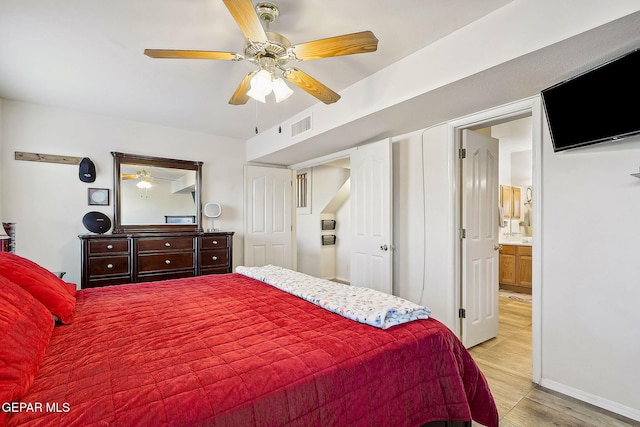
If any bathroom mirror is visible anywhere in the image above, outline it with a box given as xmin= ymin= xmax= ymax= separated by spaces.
xmin=112 ymin=152 xmax=203 ymax=233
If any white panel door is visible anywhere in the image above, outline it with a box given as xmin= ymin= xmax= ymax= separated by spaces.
xmin=244 ymin=165 xmax=293 ymax=268
xmin=350 ymin=139 xmax=392 ymax=294
xmin=461 ymin=129 xmax=500 ymax=348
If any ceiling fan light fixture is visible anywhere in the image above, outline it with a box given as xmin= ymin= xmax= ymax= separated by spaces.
xmin=136 ymin=178 xmax=153 ymax=189
xmin=247 ymin=69 xmax=273 ymax=103
xmin=246 ymin=87 xmax=267 ymax=103
xmin=272 ymin=77 xmax=293 ymax=102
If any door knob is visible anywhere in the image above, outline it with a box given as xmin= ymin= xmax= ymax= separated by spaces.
xmin=380 ymin=244 xmax=388 ymax=251
xmin=493 ymin=244 xmax=503 ymax=251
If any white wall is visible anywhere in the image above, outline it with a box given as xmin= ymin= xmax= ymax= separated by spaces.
xmin=296 ymin=165 xmax=349 ymax=278
xmin=511 ymin=150 xmax=533 ymax=188
xmin=540 ymin=128 xmax=640 ymax=418
xmin=0 ymin=100 xmax=246 ymax=286
xmin=494 ymin=117 xmax=533 ymax=187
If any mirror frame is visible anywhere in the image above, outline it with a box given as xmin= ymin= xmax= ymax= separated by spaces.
xmin=112 ymin=152 xmax=203 ymax=234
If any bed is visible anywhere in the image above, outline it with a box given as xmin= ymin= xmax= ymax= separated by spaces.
xmin=0 ymin=252 xmax=498 ymax=427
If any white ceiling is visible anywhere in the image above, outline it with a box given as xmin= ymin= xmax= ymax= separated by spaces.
xmin=0 ymin=0 xmax=515 ymax=141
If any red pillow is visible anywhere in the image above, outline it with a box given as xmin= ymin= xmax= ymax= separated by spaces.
xmin=0 ymin=252 xmax=76 ymax=324
xmin=0 ymin=275 xmax=54 ymax=424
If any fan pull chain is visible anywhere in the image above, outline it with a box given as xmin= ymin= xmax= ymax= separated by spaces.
xmin=276 ymin=102 xmax=282 ymax=134
xmin=254 ymin=100 xmax=259 ymax=134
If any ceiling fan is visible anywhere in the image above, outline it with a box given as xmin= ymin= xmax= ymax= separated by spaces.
xmin=144 ymin=0 xmax=379 ymax=105
xmin=122 ymin=170 xmax=158 ymax=189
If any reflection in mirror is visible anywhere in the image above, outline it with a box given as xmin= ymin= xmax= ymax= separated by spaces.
xmin=112 ymin=152 xmax=203 ymax=233
xmin=120 ymin=164 xmax=197 ymax=225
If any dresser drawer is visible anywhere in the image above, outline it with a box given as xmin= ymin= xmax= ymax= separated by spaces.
xmin=200 ymin=249 xmax=229 ymax=268
xmin=200 ymin=235 xmax=229 ymax=250
xmin=138 ymin=252 xmax=195 ymax=273
xmin=137 ymin=237 xmax=194 ymax=253
xmin=88 ymin=239 xmax=129 ymax=255
xmin=89 ymin=255 xmax=130 ymax=276
xmin=86 ymin=276 xmax=132 ymax=288
xmin=136 ymin=270 xmax=195 ymax=283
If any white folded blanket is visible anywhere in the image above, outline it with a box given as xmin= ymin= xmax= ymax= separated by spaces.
xmin=236 ymin=265 xmax=431 ymax=329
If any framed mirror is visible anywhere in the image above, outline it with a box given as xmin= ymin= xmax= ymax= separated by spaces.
xmin=112 ymin=152 xmax=203 ymax=233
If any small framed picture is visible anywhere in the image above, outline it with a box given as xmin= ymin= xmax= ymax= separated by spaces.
xmin=88 ymin=188 xmax=109 ymax=206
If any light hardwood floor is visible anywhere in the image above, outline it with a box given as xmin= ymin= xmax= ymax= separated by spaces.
xmin=468 ymin=297 xmax=639 ymax=427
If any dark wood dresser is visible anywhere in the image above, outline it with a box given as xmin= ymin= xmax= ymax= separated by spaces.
xmin=79 ymin=231 xmax=234 ymax=289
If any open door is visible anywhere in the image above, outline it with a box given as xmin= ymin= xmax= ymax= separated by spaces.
xmin=244 ymin=165 xmax=293 ymax=268
xmin=350 ymin=139 xmax=392 ymax=294
xmin=461 ymin=129 xmax=499 ymax=348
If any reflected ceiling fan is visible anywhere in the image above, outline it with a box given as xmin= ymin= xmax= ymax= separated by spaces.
xmin=122 ymin=170 xmax=158 ymax=189
xmin=144 ymin=0 xmax=379 ymax=105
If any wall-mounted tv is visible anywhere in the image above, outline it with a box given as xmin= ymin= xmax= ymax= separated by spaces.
xmin=541 ymin=47 xmax=640 ymax=152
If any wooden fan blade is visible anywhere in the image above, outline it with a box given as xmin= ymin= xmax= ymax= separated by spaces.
xmin=222 ymin=0 xmax=268 ymax=44
xmin=291 ymin=31 xmax=378 ymax=61
xmin=144 ymin=49 xmax=238 ymax=60
xmin=121 ymin=174 xmax=137 ymax=180
xmin=283 ymin=68 xmax=340 ymax=104
xmin=229 ymin=72 xmax=256 ymax=105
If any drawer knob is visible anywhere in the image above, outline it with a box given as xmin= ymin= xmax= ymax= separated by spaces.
xmin=165 ymin=259 xmax=171 ymax=265
xmin=107 ymin=244 xmax=113 ymax=250
xmin=107 ymin=264 xmax=113 ymax=269
xmin=212 ymin=256 xmax=218 ymax=261
xmin=212 ymin=240 xmax=218 ymax=245
xmin=165 ymin=242 xmax=171 ymax=247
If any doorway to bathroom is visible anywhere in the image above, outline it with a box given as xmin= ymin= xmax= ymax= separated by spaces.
xmin=482 ymin=117 xmax=534 ymax=298
xmin=452 ymin=96 xmax=542 ymax=383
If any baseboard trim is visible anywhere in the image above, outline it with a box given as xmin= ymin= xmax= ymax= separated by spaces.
xmin=540 ymin=378 xmax=640 ymax=422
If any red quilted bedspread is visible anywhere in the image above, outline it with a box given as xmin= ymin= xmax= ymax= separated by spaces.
xmin=7 ymin=273 xmax=498 ymax=427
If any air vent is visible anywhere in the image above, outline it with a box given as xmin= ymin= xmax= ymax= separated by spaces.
xmin=291 ymin=115 xmax=312 ymax=137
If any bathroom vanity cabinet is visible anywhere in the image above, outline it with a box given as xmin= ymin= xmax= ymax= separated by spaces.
xmin=499 ymin=244 xmax=532 ymax=294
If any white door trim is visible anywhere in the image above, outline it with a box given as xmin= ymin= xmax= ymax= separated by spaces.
xmin=448 ymin=95 xmax=543 ymax=384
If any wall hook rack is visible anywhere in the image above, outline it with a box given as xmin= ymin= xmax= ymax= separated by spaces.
xmin=15 ymin=151 xmax=83 ymax=165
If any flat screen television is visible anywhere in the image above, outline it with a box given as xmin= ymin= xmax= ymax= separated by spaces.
xmin=541 ymin=47 xmax=640 ymax=152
